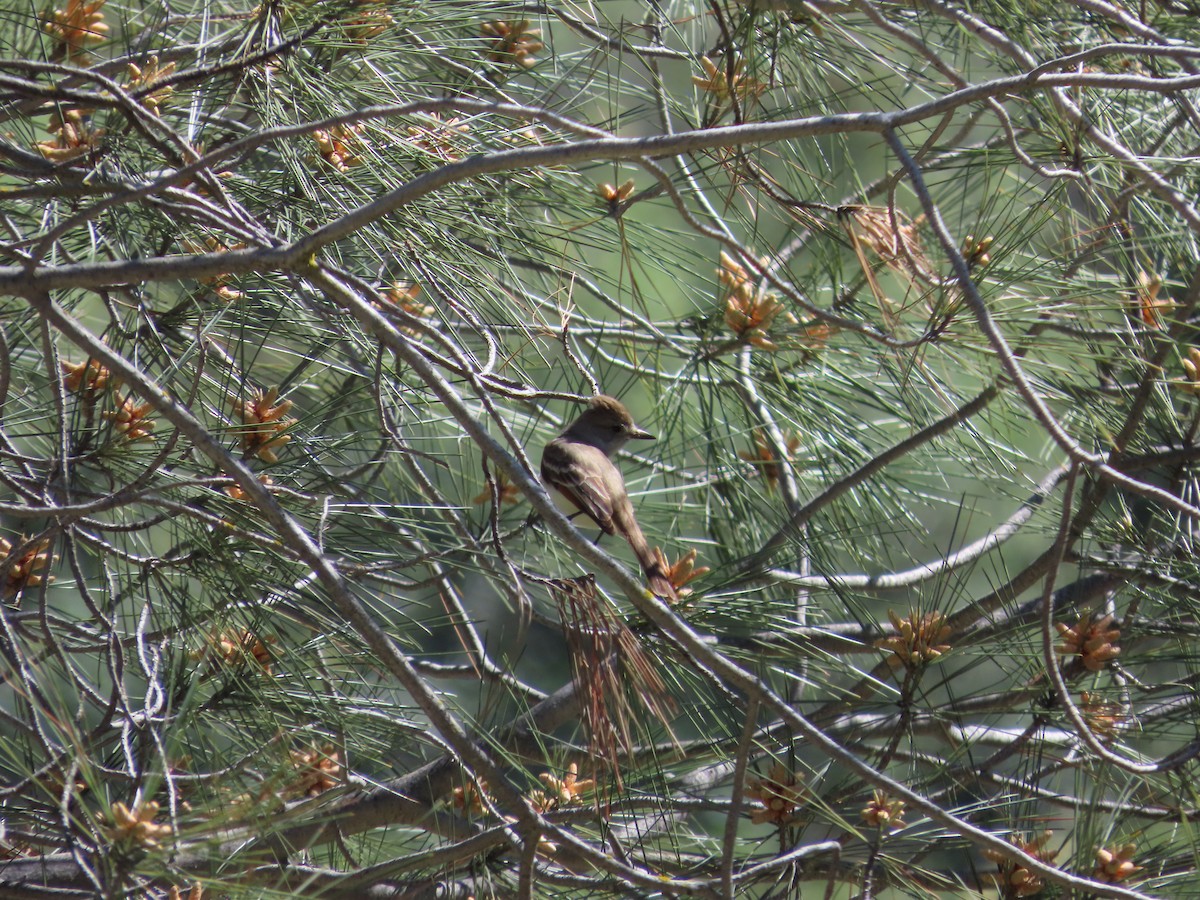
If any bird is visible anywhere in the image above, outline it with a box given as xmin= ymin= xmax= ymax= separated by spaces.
xmin=541 ymin=395 xmax=677 ymax=601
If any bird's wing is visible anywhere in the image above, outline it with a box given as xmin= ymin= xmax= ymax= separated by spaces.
xmin=541 ymin=440 xmax=616 ymax=534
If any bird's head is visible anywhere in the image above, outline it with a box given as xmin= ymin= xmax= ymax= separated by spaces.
xmin=565 ymin=394 xmax=655 ymax=453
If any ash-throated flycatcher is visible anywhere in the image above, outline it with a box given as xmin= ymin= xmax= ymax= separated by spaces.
xmin=541 ymin=395 xmax=677 ymax=600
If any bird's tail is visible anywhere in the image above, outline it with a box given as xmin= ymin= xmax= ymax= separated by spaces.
xmin=614 ymin=503 xmax=678 ymax=601
xmin=635 ymin=543 xmax=678 ymax=602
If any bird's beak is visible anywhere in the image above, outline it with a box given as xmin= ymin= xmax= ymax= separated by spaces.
xmin=629 ymin=426 xmax=655 ymax=441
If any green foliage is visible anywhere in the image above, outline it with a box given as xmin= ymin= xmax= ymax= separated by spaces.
xmin=1 ymin=0 xmax=1200 ymax=896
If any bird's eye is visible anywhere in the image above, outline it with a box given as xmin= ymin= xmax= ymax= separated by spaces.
xmin=611 ymin=424 xmax=623 ymax=433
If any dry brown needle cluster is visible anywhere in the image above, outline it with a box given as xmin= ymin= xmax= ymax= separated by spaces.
xmin=553 ymin=575 xmax=674 ymax=789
